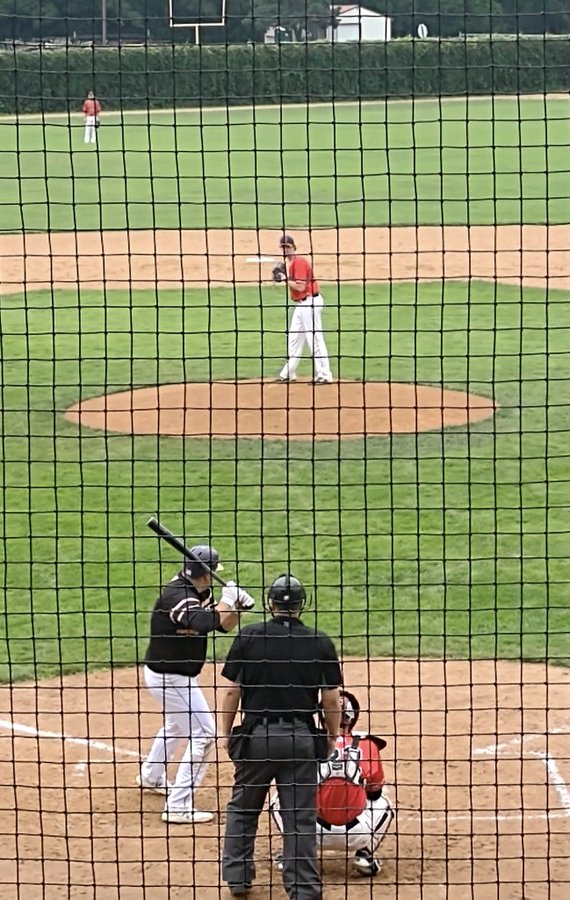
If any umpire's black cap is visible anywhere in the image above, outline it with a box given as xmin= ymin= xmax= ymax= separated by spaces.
xmin=267 ymin=573 xmax=306 ymax=608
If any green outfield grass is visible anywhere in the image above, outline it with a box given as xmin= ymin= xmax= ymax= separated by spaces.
xmin=0 ymin=95 xmax=568 ymax=232
xmin=1 ymin=279 xmax=569 ymax=681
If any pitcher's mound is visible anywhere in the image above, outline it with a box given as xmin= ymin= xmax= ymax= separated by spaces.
xmin=65 ymin=379 xmax=496 ymax=440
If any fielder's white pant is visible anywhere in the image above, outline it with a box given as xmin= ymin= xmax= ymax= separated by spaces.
xmin=279 ymin=294 xmax=333 ymax=381
xmin=271 ymin=790 xmax=394 ymax=856
xmin=84 ymin=116 xmax=97 ymax=144
xmin=141 ymin=666 xmax=215 ymax=812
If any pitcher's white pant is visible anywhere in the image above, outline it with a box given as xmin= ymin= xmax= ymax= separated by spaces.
xmin=141 ymin=666 xmax=215 ymax=812
xmin=84 ymin=115 xmax=97 ymax=144
xmin=271 ymin=790 xmax=394 ymax=856
xmin=279 ymin=294 xmax=333 ymax=381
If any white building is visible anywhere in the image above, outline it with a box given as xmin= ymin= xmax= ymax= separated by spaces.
xmin=327 ymin=5 xmax=392 ymax=42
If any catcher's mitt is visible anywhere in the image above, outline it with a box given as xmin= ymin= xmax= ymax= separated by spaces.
xmin=272 ymin=262 xmax=287 ymax=284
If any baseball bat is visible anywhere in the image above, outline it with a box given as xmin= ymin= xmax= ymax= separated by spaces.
xmin=146 ymin=516 xmax=228 ymax=588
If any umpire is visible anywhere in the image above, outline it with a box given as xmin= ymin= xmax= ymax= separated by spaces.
xmin=220 ymin=574 xmax=342 ymax=899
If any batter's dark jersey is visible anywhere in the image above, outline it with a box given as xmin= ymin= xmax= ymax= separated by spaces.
xmin=144 ymin=573 xmax=229 ymax=678
xmin=222 ymin=617 xmax=342 ymax=721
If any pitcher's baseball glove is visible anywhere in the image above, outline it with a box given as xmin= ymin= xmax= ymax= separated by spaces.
xmin=272 ymin=262 xmax=287 ymax=284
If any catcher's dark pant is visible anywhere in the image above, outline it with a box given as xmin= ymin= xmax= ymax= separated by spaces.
xmin=222 ymin=719 xmax=321 ymax=900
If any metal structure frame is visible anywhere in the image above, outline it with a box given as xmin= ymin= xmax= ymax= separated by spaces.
xmin=168 ymin=0 xmax=227 ymax=45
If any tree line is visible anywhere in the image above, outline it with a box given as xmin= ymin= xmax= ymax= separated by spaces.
xmin=0 ymin=0 xmax=568 ymax=44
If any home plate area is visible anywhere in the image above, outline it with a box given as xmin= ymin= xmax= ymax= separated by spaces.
xmin=0 ymin=658 xmax=569 ymax=899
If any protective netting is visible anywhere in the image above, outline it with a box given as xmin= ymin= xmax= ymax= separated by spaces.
xmin=0 ymin=3 xmax=569 ymax=899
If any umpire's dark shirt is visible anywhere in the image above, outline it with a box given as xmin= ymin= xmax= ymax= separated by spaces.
xmin=144 ymin=572 xmax=229 ymax=678
xmin=221 ymin=616 xmax=342 ymax=723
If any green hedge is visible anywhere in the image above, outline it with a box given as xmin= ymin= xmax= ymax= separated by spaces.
xmin=0 ymin=37 xmax=568 ymax=114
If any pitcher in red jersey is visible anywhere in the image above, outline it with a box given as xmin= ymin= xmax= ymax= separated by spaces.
xmin=275 ymin=234 xmax=334 ymax=384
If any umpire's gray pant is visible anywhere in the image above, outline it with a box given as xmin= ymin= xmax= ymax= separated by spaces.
xmin=222 ymin=720 xmax=321 ymax=900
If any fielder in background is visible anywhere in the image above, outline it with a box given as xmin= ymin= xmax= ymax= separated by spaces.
xmin=273 ymin=234 xmax=334 ymax=384
xmin=220 ymin=574 xmax=342 ymax=900
xmin=139 ymin=544 xmax=255 ymax=825
xmin=82 ymin=90 xmax=101 ymax=145
xmin=270 ymin=689 xmax=395 ymax=878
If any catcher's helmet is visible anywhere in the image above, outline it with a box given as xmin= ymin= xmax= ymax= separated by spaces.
xmin=183 ymin=545 xmax=223 ymax=580
xmin=267 ymin=574 xmax=306 ymax=609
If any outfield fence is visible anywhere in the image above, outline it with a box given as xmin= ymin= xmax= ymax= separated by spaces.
xmin=0 ymin=4 xmax=569 ymax=900
xmin=0 ymin=36 xmax=569 ymax=113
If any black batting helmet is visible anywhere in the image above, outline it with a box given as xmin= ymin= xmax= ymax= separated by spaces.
xmin=183 ymin=545 xmax=223 ymax=580
xmin=267 ymin=574 xmax=306 ymax=610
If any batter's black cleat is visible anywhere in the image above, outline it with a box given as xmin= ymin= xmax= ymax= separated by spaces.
xmin=353 ymin=849 xmax=381 ymax=877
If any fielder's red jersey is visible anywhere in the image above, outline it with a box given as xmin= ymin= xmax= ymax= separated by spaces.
xmin=83 ymin=99 xmax=101 ymax=116
xmin=288 ymin=256 xmax=319 ymax=302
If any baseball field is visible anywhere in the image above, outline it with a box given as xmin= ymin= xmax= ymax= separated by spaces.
xmin=0 ymin=93 xmax=569 ymax=899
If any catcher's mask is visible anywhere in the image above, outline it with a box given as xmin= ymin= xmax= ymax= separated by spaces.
xmin=340 ymin=689 xmax=361 ymax=732
xmin=279 ymin=233 xmax=296 ymax=250
xmin=266 ymin=573 xmax=306 ymax=613
xmin=183 ymin=545 xmax=223 ymax=580
xmin=318 ymin=689 xmax=361 ymax=733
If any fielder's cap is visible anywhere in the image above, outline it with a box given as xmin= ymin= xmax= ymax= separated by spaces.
xmin=279 ymin=234 xmax=296 ymax=247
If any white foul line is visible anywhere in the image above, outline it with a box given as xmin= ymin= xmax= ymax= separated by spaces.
xmin=542 ymin=754 xmax=570 ymax=813
xmin=406 ymin=810 xmax=569 ymax=823
xmin=2 ymin=719 xmax=568 ymax=821
xmin=473 ymin=729 xmax=570 ymax=820
xmin=474 ymin=726 xmax=570 ymax=756
xmin=0 ymin=718 xmax=141 ymax=760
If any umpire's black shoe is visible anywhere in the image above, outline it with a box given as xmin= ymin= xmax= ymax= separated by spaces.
xmin=228 ymin=886 xmax=252 ymax=897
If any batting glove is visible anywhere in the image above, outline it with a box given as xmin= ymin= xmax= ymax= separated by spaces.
xmin=220 ymin=581 xmax=240 ymax=609
xmin=236 ymin=590 xmax=256 ymax=612
xmin=220 ymin=581 xmax=255 ymax=612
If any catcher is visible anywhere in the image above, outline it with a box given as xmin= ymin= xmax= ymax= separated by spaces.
xmin=270 ymin=689 xmax=394 ymax=877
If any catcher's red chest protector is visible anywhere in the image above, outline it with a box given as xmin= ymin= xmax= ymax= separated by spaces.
xmin=317 ymin=778 xmax=367 ymax=826
xmin=316 ymin=733 xmax=387 ymax=827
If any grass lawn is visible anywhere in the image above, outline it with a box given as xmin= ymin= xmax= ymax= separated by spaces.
xmin=1 ymin=279 xmax=569 ymax=681
xmin=0 ymin=95 xmax=568 ymax=231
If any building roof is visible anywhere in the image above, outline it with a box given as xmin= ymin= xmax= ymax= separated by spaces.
xmin=335 ymin=5 xmax=385 ymax=16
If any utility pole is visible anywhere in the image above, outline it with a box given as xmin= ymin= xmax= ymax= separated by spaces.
xmin=102 ymin=0 xmax=107 ymax=45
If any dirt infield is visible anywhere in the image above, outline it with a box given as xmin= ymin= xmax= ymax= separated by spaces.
xmin=64 ymin=378 xmax=497 ymax=440
xmin=1 ymin=224 xmax=569 ymax=296
xmin=0 ymin=658 xmax=569 ymax=900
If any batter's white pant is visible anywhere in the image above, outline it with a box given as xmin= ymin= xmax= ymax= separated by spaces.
xmin=271 ymin=790 xmax=394 ymax=856
xmin=279 ymin=294 xmax=333 ymax=382
xmin=141 ymin=666 xmax=216 ymax=812
xmin=84 ymin=116 xmax=97 ymax=144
